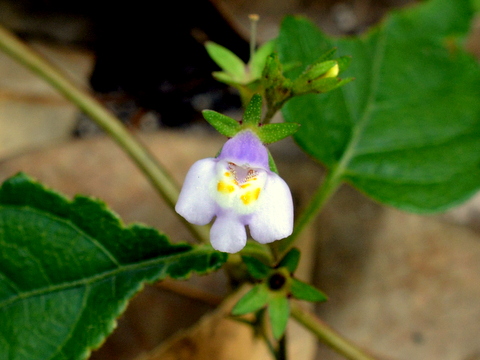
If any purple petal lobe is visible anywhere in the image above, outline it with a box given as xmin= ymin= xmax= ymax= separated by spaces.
xmin=218 ymin=130 xmax=269 ymax=169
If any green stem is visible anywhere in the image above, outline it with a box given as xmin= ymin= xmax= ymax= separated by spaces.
xmin=291 ymin=303 xmax=379 ymax=360
xmin=260 ymin=328 xmax=277 ymax=359
xmin=0 ymin=24 xmax=210 ymax=243
xmin=277 ymin=334 xmax=287 ymax=360
xmin=277 ymin=164 xmax=343 ymax=258
xmin=263 ymin=106 xmax=278 ymax=125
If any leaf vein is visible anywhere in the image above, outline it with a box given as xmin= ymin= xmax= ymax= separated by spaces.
xmin=336 ymin=30 xmax=388 ymax=176
xmin=0 ymin=247 xmax=210 ymax=309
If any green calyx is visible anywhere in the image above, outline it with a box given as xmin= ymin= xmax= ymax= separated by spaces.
xmin=206 ymin=40 xmax=275 ymax=86
xmin=205 ymin=40 xmax=276 ymax=106
xmin=202 ymin=94 xmax=300 ymax=144
xmin=232 ymin=248 xmax=328 ymax=339
xmin=261 ymin=49 xmax=352 ymax=120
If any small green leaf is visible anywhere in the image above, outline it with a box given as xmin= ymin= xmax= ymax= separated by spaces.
xmin=293 ymin=76 xmax=340 ymax=95
xmin=277 ymin=248 xmax=300 ymax=273
xmin=212 ymin=71 xmax=238 ymax=86
xmin=242 ymin=256 xmax=271 ymax=280
xmin=268 ymin=295 xmax=290 ymax=339
xmin=290 ymin=278 xmax=328 ymax=302
xmin=257 ymin=123 xmax=300 ymax=144
xmin=263 ymin=52 xmax=287 ymax=88
xmin=250 ymin=39 xmax=276 ymax=79
xmin=202 ymin=110 xmax=241 ymax=137
xmin=0 ymin=173 xmax=227 ymax=360
xmin=205 ymin=41 xmax=246 ymax=81
xmin=295 ymin=60 xmax=338 ymax=83
xmin=243 ymin=94 xmax=263 ymax=125
xmin=268 ymin=150 xmax=279 ymax=174
xmin=262 ymin=53 xmax=294 ymax=117
xmin=263 ymin=53 xmax=291 ymax=101
xmin=231 ymin=284 xmax=270 ymax=315
xmin=282 ymin=61 xmax=302 ymax=74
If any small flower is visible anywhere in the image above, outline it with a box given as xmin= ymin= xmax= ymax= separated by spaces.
xmin=175 ymin=130 xmax=293 ymax=253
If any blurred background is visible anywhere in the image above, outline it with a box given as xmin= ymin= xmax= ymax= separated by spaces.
xmin=0 ymin=1 xmax=480 ymax=360
xmin=0 ymin=0 xmax=418 ymax=157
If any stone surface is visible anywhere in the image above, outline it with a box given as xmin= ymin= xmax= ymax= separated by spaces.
xmin=315 ymin=185 xmax=480 ymax=360
xmin=0 ymin=41 xmax=93 ymax=158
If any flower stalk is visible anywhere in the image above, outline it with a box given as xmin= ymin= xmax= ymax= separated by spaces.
xmin=291 ymin=303 xmax=379 ymax=360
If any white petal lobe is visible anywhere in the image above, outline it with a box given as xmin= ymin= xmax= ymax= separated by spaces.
xmin=175 ymin=158 xmax=217 ymax=225
xmin=249 ymin=173 xmax=294 ymax=244
xmin=210 ymin=214 xmax=247 ymax=253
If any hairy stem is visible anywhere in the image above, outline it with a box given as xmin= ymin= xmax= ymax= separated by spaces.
xmin=291 ymin=303 xmax=379 ymax=360
xmin=0 ymin=24 xmax=210 ymax=243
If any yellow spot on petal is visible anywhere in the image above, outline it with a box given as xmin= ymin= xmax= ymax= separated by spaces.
xmin=217 ymin=181 xmax=235 ymax=194
xmin=224 ymin=172 xmax=231 ymax=177
xmin=240 ymin=183 xmax=251 ymax=189
xmin=240 ymin=188 xmax=261 ymax=205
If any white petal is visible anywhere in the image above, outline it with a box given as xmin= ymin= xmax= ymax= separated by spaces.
xmin=210 ymin=213 xmax=247 ymax=253
xmin=175 ymin=158 xmax=217 ymax=225
xmin=249 ymin=173 xmax=293 ymax=244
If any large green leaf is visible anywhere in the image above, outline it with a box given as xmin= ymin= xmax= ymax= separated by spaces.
xmin=0 ymin=173 xmax=227 ymax=360
xmin=278 ymin=0 xmax=480 ymax=212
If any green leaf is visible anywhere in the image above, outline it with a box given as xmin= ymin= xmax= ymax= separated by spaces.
xmin=474 ymin=0 xmax=480 ymax=11
xmin=278 ymin=0 xmax=480 ymax=212
xmin=312 ymin=47 xmax=337 ymax=63
xmin=263 ymin=53 xmax=288 ymax=92
xmin=257 ymin=123 xmax=300 ymax=144
xmin=267 ymin=150 xmax=279 ymax=174
xmin=290 ymin=278 xmax=328 ymax=302
xmin=242 ymin=256 xmax=271 ymax=280
xmin=0 ymin=173 xmax=227 ymax=360
xmin=205 ymin=41 xmax=246 ymax=81
xmin=336 ymin=55 xmax=352 ymax=72
xmin=202 ymin=110 xmax=241 ymax=137
xmin=243 ymin=94 xmax=263 ymax=125
xmin=268 ymin=295 xmax=290 ymax=339
xmin=250 ymin=39 xmax=276 ymax=79
xmin=231 ymin=284 xmax=270 ymax=315
xmin=277 ymin=247 xmax=300 ymax=273
xmin=212 ymin=71 xmax=238 ymax=86
xmin=293 ymin=76 xmax=341 ymax=95
xmin=295 ymin=60 xmax=338 ymax=84
xmin=263 ymin=52 xmax=283 ymax=78
xmin=262 ymin=53 xmax=293 ymax=117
